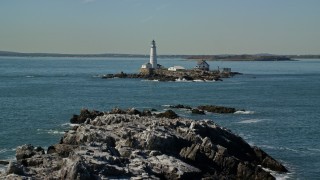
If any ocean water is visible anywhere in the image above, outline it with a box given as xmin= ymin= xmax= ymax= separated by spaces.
xmin=0 ymin=56 xmax=319 ymax=179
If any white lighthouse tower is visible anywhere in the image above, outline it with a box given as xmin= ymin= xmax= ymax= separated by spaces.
xmin=149 ymin=40 xmax=157 ymax=69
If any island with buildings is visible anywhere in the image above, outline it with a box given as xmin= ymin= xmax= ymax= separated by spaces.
xmin=102 ymin=40 xmax=240 ymax=82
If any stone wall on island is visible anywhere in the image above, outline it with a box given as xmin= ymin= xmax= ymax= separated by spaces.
xmin=1 ymin=108 xmax=287 ymax=180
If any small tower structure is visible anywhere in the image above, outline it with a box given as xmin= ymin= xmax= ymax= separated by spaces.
xmin=150 ymin=40 xmax=157 ymax=69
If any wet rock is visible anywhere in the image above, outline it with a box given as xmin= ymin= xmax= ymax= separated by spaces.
xmin=0 ymin=160 xmax=9 ymax=165
xmin=170 ymin=104 xmax=192 ymax=109
xmin=70 ymin=109 xmax=104 ymax=124
xmin=156 ymin=110 xmax=179 ymax=119
xmin=141 ymin=109 xmax=152 ymax=116
xmin=127 ymin=108 xmax=142 ymax=116
xmin=253 ymin=147 xmax=288 ymax=172
xmin=198 ymin=105 xmax=236 ymax=114
xmin=191 ymin=108 xmax=205 ymax=115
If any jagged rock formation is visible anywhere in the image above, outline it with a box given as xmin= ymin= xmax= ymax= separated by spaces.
xmin=0 ymin=109 xmax=287 ymax=179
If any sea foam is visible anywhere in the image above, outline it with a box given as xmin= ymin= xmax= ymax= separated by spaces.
xmin=234 ymin=110 xmax=255 ymax=115
xmin=237 ymin=119 xmax=265 ymax=124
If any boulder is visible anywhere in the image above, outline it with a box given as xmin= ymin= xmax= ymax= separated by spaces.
xmin=6 ymin=161 xmax=25 ymax=176
xmin=126 ymin=108 xmax=141 ymax=116
xmin=156 ymin=110 xmax=179 ymax=119
xmin=16 ymin=144 xmax=44 ymax=161
xmin=109 ymin=108 xmax=126 ymax=114
xmin=70 ymin=109 xmax=103 ymax=124
xmin=191 ymin=108 xmax=205 ymax=115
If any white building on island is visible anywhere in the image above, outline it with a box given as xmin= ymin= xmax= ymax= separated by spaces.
xmin=168 ymin=66 xmax=186 ymax=71
xmin=195 ymin=60 xmax=210 ymax=71
xmin=141 ymin=40 xmax=160 ymax=74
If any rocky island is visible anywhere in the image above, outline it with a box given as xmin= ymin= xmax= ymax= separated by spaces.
xmin=1 ymin=108 xmax=288 ymax=179
xmin=102 ymin=69 xmax=241 ymax=82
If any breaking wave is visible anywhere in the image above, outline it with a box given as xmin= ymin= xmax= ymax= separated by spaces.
xmin=237 ymin=119 xmax=265 ymax=124
xmin=37 ymin=129 xmax=65 ymax=135
xmin=234 ymin=110 xmax=255 ymax=115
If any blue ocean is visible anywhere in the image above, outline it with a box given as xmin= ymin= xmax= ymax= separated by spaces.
xmin=0 ymin=57 xmax=319 ymax=179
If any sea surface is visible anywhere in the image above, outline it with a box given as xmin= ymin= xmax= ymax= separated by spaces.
xmin=0 ymin=57 xmax=319 ymax=179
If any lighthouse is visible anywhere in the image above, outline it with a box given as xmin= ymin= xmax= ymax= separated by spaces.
xmin=150 ymin=40 xmax=157 ymax=69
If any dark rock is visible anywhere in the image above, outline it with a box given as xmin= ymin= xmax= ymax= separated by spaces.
xmin=0 ymin=160 xmax=9 ymax=165
xmin=114 ymin=71 xmax=128 ymax=78
xmin=70 ymin=109 xmax=103 ymax=124
xmin=254 ymin=147 xmax=288 ymax=172
xmin=16 ymin=144 xmax=44 ymax=161
xmin=126 ymin=108 xmax=141 ymax=116
xmin=109 ymin=108 xmax=126 ymax=114
xmin=6 ymin=161 xmax=25 ymax=176
xmin=47 ymin=145 xmax=56 ymax=154
xmin=198 ymin=105 xmax=236 ymax=114
xmin=170 ymin=104 xmax=192 ymax=109
xmin=47 ymin=144 xmax=77 ymax=158
xmin=156 ymin=110 xmax=179 ymax=119
xmin=191 ymin=109 xmax=205 ymax=115
xmin=141 ymin=109 xmax=152 ymax=116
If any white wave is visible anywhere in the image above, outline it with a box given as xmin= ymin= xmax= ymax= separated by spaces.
xmin=37 ymin=129 xmax=65 ymax=135
xmin=234 ymin=110 xmax=255 ymax=115
xmin=259 ymin=145 xmax=299 ymax=153
xmin=261 ymin=167 xmax=293 ymax=180
xmin=61 ymin=123 xmax=78 ymax=127
xmin=0 ymin=149 xmax=8 ymax=153
xmin=193 ymin=79 xmax=205 ymax=82
xmin=161 ymin=105 xmax=171 ymax=107
xmin=25 ymin=75 xmax=35 ymax=78
xmin=175 ymin=78 xmax=188 ymax=81
xmin=237 ymin=119 xmax=264 ymax=124
xmin=306 ymin=148 xmax=320 ymax=152
xmin=0 ymin=148 xmax=16 ymax=154
xmin=47 ymin=130 xmax=65 ymax=135
xmin=141 ymin=79 xmax=160 ymax=82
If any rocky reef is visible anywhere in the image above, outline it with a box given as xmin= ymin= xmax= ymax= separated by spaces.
xmin=102 ymin=69 xmax=241 ymax=82
xmin=1 ymin=108 xmax=288 ymax=179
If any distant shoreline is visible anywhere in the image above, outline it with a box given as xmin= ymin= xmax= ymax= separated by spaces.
xmin=0 ymin=51 xmax=319 ymax=60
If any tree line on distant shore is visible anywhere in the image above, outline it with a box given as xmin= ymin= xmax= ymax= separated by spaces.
xmin=0 ymin=50 xmax=319 ymax=60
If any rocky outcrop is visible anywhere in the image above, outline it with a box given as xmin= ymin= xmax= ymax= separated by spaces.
xmin=102 ymin=69 xmax=229 ymax=82
xmin=70 ymin=109 xmax=104 ymax=124
xmin=156 ymin=110 xmax=179 ymax=119
xmin=191 ymin=108 xmax=205 ymax=115
xmin=168 ymin=104 xmax=239 ymax=115
xmin=169 ymin=104 xmax=192 ymax=110
xmin=1 ymin=109 xmax=287 ymax=179
xmin=198 ymin=105 xmax=236 ymax=114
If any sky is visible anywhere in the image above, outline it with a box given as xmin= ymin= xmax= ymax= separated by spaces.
xmin=0 ymin=0 xmax=320 ymax=55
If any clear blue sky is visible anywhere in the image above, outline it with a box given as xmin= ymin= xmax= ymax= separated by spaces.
xmin=1 ymin=0 xmax=319 ymax=55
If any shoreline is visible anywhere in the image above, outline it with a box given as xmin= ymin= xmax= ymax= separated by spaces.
xmin=0 ymin=107 xmax=288 ymax=179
